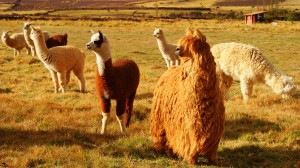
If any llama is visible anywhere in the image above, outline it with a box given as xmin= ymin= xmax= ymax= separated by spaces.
xmin=23 ymin=22 xmax=49 ymax=57
xmin=30 ymin=27 xmax=85 ymax=93
xmin=211 ymin=42 xmax=297 ymax=102
xmin=86 ymin=31 xmax=140 ymax=134
xmin=150 ymin=28 xmax=225 ymax=165
xmin=1 ymin=31 xmax=31 ymax=56
xmin=153 ymin=28 xmax=180 ymax=68
xmin=46 ymin=33 xmax=68 ymax=48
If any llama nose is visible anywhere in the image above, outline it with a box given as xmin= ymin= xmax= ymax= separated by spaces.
xmin=86 ymin=44 xmax=91 ymax=49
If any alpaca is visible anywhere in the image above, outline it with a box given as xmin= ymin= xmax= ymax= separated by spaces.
xmin=46 ymin=33 xmax=68 ymax=48
xmin=153 ymin=28 xmax=180 ymax=68
xmin=23 ymin=22 xmax=49 ymax=57
xmin=1 ymin=31 xmax=31 ymax=56
xmin=30 ymin=27 xmax=85 ymax=93
xmin=150 ymin=28 xmax=225 ymax=165
xmin=211 ymin=42 xmax=297 ymax=102
xmin=86 ymin=31 xmax=140 ymax=134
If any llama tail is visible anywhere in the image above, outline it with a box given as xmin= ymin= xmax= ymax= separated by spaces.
xmin=124 ymin=92 xmax=136 ymax=127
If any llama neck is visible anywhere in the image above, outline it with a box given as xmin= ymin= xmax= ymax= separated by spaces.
xmin=33 ymin=34 xmax=50 ymax=61
xmin=95 ymin=43 xmax=112 ymax=76
xmin=264 ymin=70 xmax=282 ymax=89
xmin=156 ymin=36 xmax=168 ymax=54
xmin=24 ymin=29 xmax=34 ymax=45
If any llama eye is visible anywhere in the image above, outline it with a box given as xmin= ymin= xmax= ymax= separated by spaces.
xmin=93 ymin=40 xmax=101 ymax=45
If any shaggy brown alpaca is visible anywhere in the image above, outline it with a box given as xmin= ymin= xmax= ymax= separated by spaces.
xmin=46 ymin=34 xmax=68 ymax=48
xmin=150 ymin=28 xmax=225 ymax=165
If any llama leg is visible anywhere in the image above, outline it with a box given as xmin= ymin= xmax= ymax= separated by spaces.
xmin=124 ymin=92 xmax=136 ymax=127
xmin=175 ymin=59 xmax=180 ymax=66
xmin=13 ymin=49 xmax=17 ymax=56
xmin=73 ymin=69 xmax=86 ymax=93
xmin=50 ymin=70 xmax=59 ymax=93
xmin=165 ymin=58 xmax=170 ymax=68
xmin=240 ymin=78 xmax=251 ymax=102
xmin=219 ymin=72 xmax=233 ymax=100
xmin=57 ymin=71 xmax=67 ymax=93
xmin=204 ymin=145 xmax=218 ymax=165
xmin=31 ymin=47 xmax=35 ymax=57
xmin=116 ymin=99 xmax=126 ymax=133
xmin=66 ymin=70 xmax=72 ymax=85
xmin=26 ymin=47 xmax=31 ymax=55
xmin=100 ymin=98 xmax=111 ymax=134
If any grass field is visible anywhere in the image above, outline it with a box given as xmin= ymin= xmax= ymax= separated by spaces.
xmin=0 ymin=19 xmax=299 ymax=167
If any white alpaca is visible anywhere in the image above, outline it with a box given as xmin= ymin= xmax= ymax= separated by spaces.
xmin=23 ymin=22 xmax=49 ymax=57
xmin=1 ymin=31 xmax=31 ymax=56
xmin=153 ymin=28 xmax=180 ymax=68
xmin=30 ymin=27 xmax=86 ymax=93
xmin=211 ymin=42 xmax=297 ymax=102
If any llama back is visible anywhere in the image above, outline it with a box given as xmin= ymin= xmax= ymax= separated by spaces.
xmin=212 ymin=42 xmax=276 ymax=80
xmin=112 ymin=59 xmax=140 ymax=95
xmin=48 ymin=46 xmax=85 ymax=69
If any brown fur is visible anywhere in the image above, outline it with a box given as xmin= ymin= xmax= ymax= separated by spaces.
xmin=46 ymin=34 xmax=68 ymax=48
xmin=96 ymin=58 xmax=140 ymax=127
xmin=150 ymin=28 xmax=225 ymax=165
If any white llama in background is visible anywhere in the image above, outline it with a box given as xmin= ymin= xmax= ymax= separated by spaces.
xmin=153 ymin=28 xmax=180 ymax=68
xmin=1 ymin=31 xmax=30 ymax=56
xmin=211 ymin=42 xmax=297 ymax=102
xmin=30 ymin=27 xmax=86 ymax=93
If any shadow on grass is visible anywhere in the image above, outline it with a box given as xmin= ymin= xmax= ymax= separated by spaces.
xmin=0 ymin=127 xmax=122 ymax=150
xmin=224 ymin=114 xmax=281 ymax=140
xmin=135 ymin=92 xmax=153 ymax=100
xmin=218 ymin=145 xmax=299 ymax=167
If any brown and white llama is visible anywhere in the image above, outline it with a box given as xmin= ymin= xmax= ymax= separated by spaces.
xmin=151 ymin=28 xmax=225 ymax=165
xmin=86 ymin=31 xmax=140 ymax=134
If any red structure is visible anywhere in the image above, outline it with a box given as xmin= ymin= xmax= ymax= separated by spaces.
xmin=244 ymin=11 xmax=266 ymax=25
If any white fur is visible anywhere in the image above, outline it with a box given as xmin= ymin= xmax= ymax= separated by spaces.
xmin=23 ymin=22 xmax=49 ymax=57
xmin=30 ymin=27 xmax=86 ymax=93
xmin=1 ymin=31 xmax=31 ymax=56
xmin=101 ymin=112 xmax=109 ymax=134
xmin=153 ymin=28 xmax=180 ymax=68
xmin=211 ymin=42 xmax=297 ymax=102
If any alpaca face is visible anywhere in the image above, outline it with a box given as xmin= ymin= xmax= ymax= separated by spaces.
xmin=86 ymin=31 xmax=105 ymax=51
xmin=30 ymin=28 xmax=42 ymax=41
xmin=274 ymin=76 xmax=297 ymax=98
xmin=153 ymin=28 xmax=163 ymax=38
xmin=1 ymin=32 xmax=9 ymax=39
xmin=23 ymin=22 xmax=32 ymax=30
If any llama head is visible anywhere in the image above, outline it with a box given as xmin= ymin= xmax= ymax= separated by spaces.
xmin=273 ymin=75 xmax=297 ymax=98
xmin=86 ymin=31 xmax=111 ymax=61
xmin=176 ymin=28 xmax=211 ymax=60
xmin=86 ymin=31 xmax=107 ymax=50
xmin=1 ymin=31 xmax=9 ymax=39
xmin=23 ymin=22 xmax=32 ymax=30
xmin=153 ymin=28 xmax=164 ymax=39
xmin=29 ymin=26 xmax=43 ymax=41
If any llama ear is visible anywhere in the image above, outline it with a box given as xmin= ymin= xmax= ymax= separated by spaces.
xmin=99 ymin=31 xmax=104 ymax=42
xmin=90 ymin=29 xmax=95 ymax=34
xmin=194 ymin=28 xmax=206 ymax=41
xmin=31 ymin=27 xmax=36 ymax=31
xmin=186 ymin=27 xmax=193 ymax=36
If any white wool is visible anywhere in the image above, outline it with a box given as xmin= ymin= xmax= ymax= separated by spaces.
xmin=153 ymin=28 xmax=180 ymax=68
xmin=30 ymin=27 xmax=86 ymax=93
xmin=1 ymin=31 xmax=30 ymax=56
xmin=211 ymin=42 xmax=297 ymax=102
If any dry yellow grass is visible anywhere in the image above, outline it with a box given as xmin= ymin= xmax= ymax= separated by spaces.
xmin=0 ymin=19 xmax=299 ymax=167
